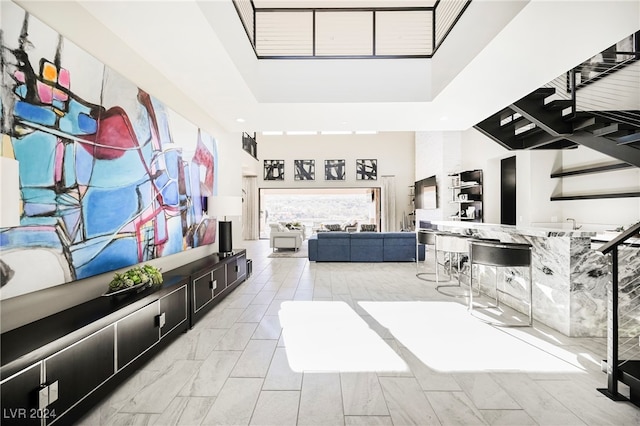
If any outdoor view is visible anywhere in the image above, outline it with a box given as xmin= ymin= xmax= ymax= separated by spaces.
xmin=260 ymin=189 xmax=379 ymax=238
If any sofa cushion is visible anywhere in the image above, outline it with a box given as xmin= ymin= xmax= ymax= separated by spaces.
xmin=324 ymin=223 xmax=342 ymax=231
xmin=317 ymin=232 xmax=350 ymax=261
xmin=383 ymin=232 xmax=424 ymax=262
xmin=350 ymin=234 xmax=383 ymax=262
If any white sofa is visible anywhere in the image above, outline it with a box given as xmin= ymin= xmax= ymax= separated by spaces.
xmin=269 ymin=223 xmax=304 ymax=251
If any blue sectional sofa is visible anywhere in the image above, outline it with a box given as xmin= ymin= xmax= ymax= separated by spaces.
xmin=308 ymin=232 xmax=424 ymax=262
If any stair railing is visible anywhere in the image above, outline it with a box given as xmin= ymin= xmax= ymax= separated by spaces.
xmin=597 ymin=221 xmax=640 ymax=401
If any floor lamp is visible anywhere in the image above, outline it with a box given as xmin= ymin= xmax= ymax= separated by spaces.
xmin=209 ymin=196 xmax=242 ymax=256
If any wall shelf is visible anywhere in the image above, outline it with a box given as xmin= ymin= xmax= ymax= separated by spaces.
xmin=551 ymin=192 xmax=640 ymax=201
xmin=550 ymin=162 xmax=633 ymax=178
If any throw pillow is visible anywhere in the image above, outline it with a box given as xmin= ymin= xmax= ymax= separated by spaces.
xmin=360 ymin=224 xmax=377 ymax=232
xmin=325 ymin=223 xmax=342 ymax=231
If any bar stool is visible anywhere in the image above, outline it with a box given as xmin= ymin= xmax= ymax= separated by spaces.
xmin=416 ymin=229 xmax=438 ymax=281
xmin=468 ymin=240 xmax=533 ymax=327
xmin=434 ymin=233 xmax=473 ymax=296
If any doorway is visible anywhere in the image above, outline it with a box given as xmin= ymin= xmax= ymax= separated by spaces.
xmin=501 ymin=156 xmax=517 ymax=226
xmin=259 ymin=187 xmax=381 ymax=239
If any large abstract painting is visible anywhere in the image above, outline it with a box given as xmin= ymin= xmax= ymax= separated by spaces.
xmin=0 ymin=4 xmax=219 ymax=299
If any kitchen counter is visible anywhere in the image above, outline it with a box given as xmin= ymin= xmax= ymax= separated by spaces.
xmin=428 ymin=221 xmax=621 ymax=337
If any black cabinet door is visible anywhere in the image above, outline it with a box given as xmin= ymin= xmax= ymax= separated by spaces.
xmin=160 ymin=285 xmax=187 ymax=338
xmin=236 ymin=254 xmax=247 ymax=282
xmin=225 ymin=261 xmax=238 ymax=288
xmin=212 ymin=264 xmax=226 ymax=298
xmin=45 ymin=325 xmax=115 ymax=423
xmin=117 ymin=302 xmax=159 ymax=369
xmin=193 ymin=271 xmax=214 ymax=312
xmin=0 ymin=363 xmax=41 ymax=426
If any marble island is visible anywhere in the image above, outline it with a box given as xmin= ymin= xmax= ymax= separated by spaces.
xmin=429 ymin=221 xmax=638 ymax=337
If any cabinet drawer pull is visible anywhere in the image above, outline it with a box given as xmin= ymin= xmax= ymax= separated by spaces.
xmin=156 ymin=312 xmax=166 ymax=328
xmin=210 ymin=279 xmax=217 ymax=290
xmin=39 ymin=386 xmax=49 ymax=410
xmin=235 ymin=265 xmax=239 ymax=272
xmin=38 ymin=380 xmax=59 ymax=409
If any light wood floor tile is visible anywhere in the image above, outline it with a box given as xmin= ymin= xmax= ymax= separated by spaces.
xmin=491 ymin=373 xmax=587 ymax=425
xmin=214 ymin=322 xmax=259 ymax=350
xmin=249 ymin=391 xmax=300 ymax=426
xmin=179 ymin=350 xmax=241 ymax=397
xmin=378 ymin=376 xmax=441 ymax=425
xmin=537 ymin=378 xmax=640 ymax=425
xmin=425 ymin=391 xmax=488 ymax=425
xmin=479 ymin=409 xmax=537 ymax=425
xmin=298 ymin=372 xmax=344 ymax=426
xmin=344 ymin=416 xmax=393 ymax=425
xmin=454 ymin=373 xmax=520 ymax=409
xmin=201 ymin=378 xmax=263 ymax=425
xmin=340 ymin=372 xmax=389 ymax=416
xmin=263 ymin=347 xmax=303 ymax=390
xmin=120 ymin=360 xmax=202 ymax=413
xmin=230 ymin=339 xmax=277 ymax=377
xmin=252 ymin=315 xmax=282 ymax=340
xmin=237 ymin=304 xmax=269 ymax=323
xmin=176 ymin=397 xmax=216 ymax=426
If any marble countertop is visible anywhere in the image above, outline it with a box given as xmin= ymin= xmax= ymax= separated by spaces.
xmin=430 ymin=221 xmax=597 ymax=238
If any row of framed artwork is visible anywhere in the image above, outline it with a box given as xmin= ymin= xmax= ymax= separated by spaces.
xmin=264 ymin=159 xmax=378 ymax=181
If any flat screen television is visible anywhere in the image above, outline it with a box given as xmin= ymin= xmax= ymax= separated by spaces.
xmin=414 ymin=176 xmax=438 ymax=210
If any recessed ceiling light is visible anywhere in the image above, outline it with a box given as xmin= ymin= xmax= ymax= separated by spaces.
xmin=321 ymin=131 xmax=352 ymax=135
xmin=262 ymin=131 xmax=283 ymax=136
xmin=286 ymin=131 xmax=317 ymax=135
xmin=355 ymin=131 xmax=378 ymax=135
xmin=236 ymin=118 xmax=245 ymax=123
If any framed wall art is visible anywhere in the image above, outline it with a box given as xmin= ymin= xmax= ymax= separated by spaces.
xmin=356 ymin=159 xmax=377 ymax=180
xmin=264 ymin=160 xmax=285 ymax=180
xmin=325 ymin=159 xmax=346 ymax=180
xmin=294 ymin=159 xmax=315 ymax=181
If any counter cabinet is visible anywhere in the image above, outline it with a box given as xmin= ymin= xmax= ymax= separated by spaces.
xmin=0 ymin=250 xmax=247 ymax=425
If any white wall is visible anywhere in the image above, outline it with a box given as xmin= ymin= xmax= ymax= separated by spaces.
xmin=414 ymin=131 xmax=461 ymax=225
xmin=257 ymin=132 xmax=415 ymax=231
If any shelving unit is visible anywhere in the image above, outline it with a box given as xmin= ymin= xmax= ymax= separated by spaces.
xmin=447 ymin=169 xmax=483 ymax=222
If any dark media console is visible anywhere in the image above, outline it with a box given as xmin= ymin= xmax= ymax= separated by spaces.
xmin=0 ymin=250 xmax=247 ymax=425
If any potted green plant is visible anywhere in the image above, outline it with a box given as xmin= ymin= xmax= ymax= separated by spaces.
xmin=106 ymin=264 xmax=163 ymax=295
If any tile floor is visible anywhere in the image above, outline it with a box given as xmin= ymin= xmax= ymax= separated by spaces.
xmin=78 ymin=239 xmax=640 ymax=425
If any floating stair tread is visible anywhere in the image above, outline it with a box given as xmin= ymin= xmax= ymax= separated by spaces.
xmin=529 ymin=87 xmax=555 ymax=98
xmin=617 ymin=132 xmax=640 ymax=145
xmin=545 ymin=99 xmax=573 ymax=110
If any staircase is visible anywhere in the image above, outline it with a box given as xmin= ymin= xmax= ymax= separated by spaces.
xmin=474 ymin=87 xmax=640 ymax=167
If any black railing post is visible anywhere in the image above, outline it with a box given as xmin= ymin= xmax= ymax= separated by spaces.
xmin=598 ymin=246 xmax=627 ymax=401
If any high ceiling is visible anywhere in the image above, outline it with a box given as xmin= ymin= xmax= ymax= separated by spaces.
xmin=12 ymin=0 xmax=640 ymax=134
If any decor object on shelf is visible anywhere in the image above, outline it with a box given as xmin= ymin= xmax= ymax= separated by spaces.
xmin=264 ymin=160 xmax=285 ymax=180
xmin=325 ymin=159 xmax=346 ymax=180
xmin=294 ymin=159 xmax=315 ymax=180
xmin=106 ymin=264 xmax=163 ymax=295
xmin=209 ymin=196 xmax=243 ymax=255
xmin=360 ymin=224 xmax=377 ymax=232
xmin=356 ymin=159 xmax=377 ymax=180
